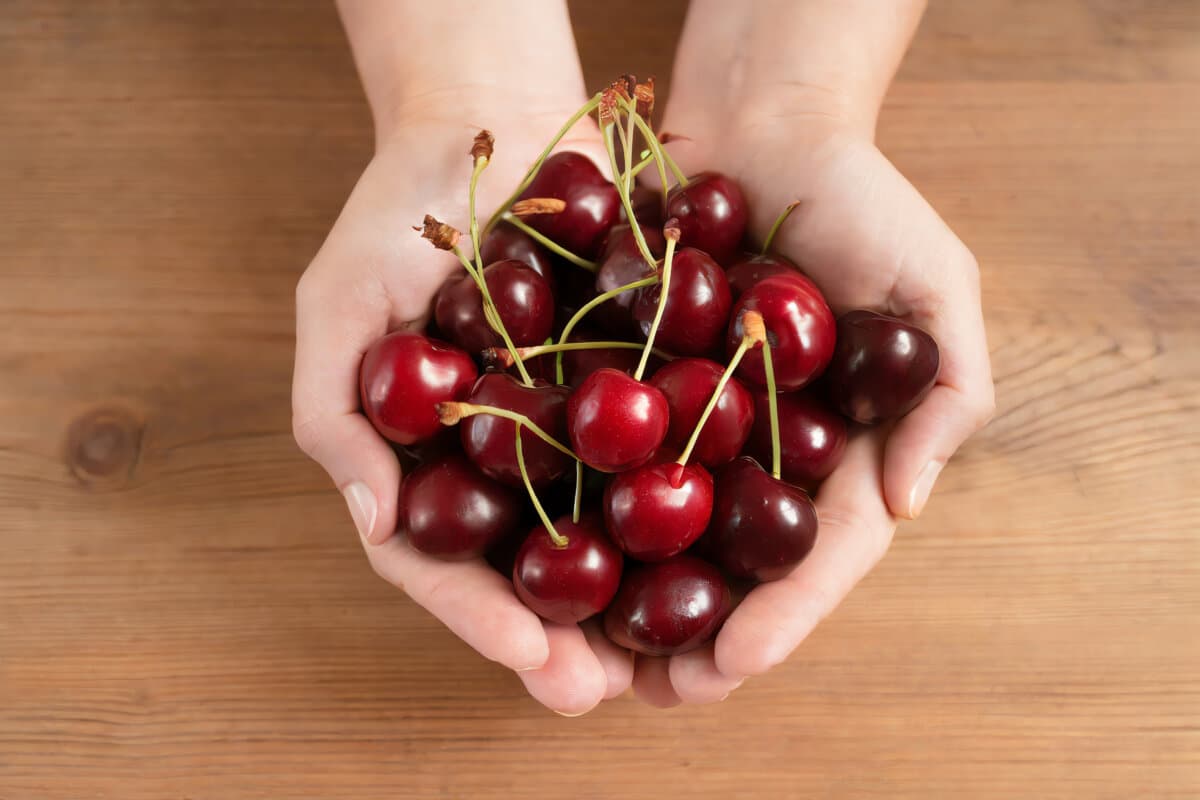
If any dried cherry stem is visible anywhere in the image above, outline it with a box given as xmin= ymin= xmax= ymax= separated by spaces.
xmin=516 ymin=422 xmax=567 ymax=548
xmin=482 ymin=92 xmax=604 ymax=237
xmin=634 ymin=223 xmax=679 ymax=381
xmin=602 ymin=120 xmax=657 ymax=268
xmin=572 ymin=460 xmax=583 ymax=525
xmin=449 ymin=244 xmax=534 ymax=386
xmin=553 ymin=275 xmax=658 ymax=384
xmin=761 ymin=337 xmax=783 ymax=480
xmin=675 ymin=310 xmax=767 ymax=468
xmin=499 ymin=213 xmax=597 ymax=271
xmin=761 ymin=200 xmax=801 ymax=255
xmin=436 ymin=402 xmax=577 ymax=462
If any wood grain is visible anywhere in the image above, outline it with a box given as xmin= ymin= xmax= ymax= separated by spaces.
xmin=1 ymin=1 xmax=1197 ymax=797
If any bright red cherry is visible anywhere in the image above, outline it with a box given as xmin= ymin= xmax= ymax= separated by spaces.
xmin=481 ymin=223 xmax=556 ymax=292
xmin=359 ymin=331 xmax=477 ymax=446
xmin=517 ymin=151 xmax=620 ymax=258
xmin=460 ymin=373 xmax=571 ymax=489
xmin=592 ymin=223 xmax=665 ymax=337
xmin=665 ymin=172 xmax=748 ymax=264
xmin=567 ymin=368 xmax=669 ymax=473
xmin=603 ymin=461 xmax=713 ymax=561
xmin=650 ymin=358 xmax=753 ymax=469
xmin=704 ymin=457 xmax=818 ymax=582
xmin=726 ymin=253 xmax=814 ymax=300
xmin=728 ymin=274 xmax=836 ymax=391
xmin=632 ymin=247 xmax=732 ymax=357
xmin=603 ymin=555 xmax=732 ymax=656
xmin=512 ymin=513 xmax=623 ymax=624
xmin=434 ymin=260 xmax=555 ymax=355
xmin=825 ymin=310 xmax=941 ymax=423
xmin=746 ymin=390 xmax=847 ymax=487
xmin=399 ymin=453 xmax=523 ymax=561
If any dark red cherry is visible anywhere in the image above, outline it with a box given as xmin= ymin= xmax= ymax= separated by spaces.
xmin=399 ymin=453 xmax=523 ymax=561
xmin=434 ymin=260 xmax=555 ymax=355
xmin=517 ymin=151 xmax=621 ymax=259
xmin=746 ymin=390 xmax=847 ymax=487
xmin=603 ymin=461 xmax=713 ymax=562
xmin=649 ymin=358 xmax=753 ymax=469
xmin=512 ymin=513 xmax=623 ymax=624
xmin=665 ymin=172 xmax=748 ymax=263
xmin=728 ymin=274 xmax=836 ymax=391
xmin=632 ymin=247 xmax=732 ymax=357
xmin=481 ymin=222 xmax=556 ymax=292
xmin=567 ymin=368 xmax=669 ymax=473
xmin=825 ymin=310 xmax=941 ymax=423
xmin=561 ymin=329 xmax=643 ymax=389
xmin=621 ymin=185 xmax=664 ymax=229
xmin=726 ymin=253 xmax=812 ymax=300
xmin=704 ymin=456 xmax=818 ymax=582
xmin=603 ymin=555 xmax=732 ymax=656
xmin=592 ymin=223 xmax=665 ymax=337
xmin=460 ymin=372 xmax=571 ymax=489
xmin=359 ymin=331 xmax=477 ymax=446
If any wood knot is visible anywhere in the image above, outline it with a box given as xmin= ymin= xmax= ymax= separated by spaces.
xmin=65 ymin=406 xmax=145 ymax=488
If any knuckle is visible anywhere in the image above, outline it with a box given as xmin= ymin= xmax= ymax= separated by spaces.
xmin=291 ymin=412 xmax=323 ymax=457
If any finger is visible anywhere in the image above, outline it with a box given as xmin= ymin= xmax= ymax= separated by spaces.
xmin=364 ymin=533 xmax=550 ymax=673
xmin=714 ymin=429 xmax=895 ymax=677
xmin=581 ymin=619 xmax=635 ymax=700
xmin=631 ymin=655 xmax=682 ymax=708
xmin=517 ymin=623 xmax=609 ymax=717
xmin=668 ymin=643 xmax=744 ymax=704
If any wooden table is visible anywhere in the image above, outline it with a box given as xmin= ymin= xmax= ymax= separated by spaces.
xmin=2 ymin=2 xmax=1197 ymax=797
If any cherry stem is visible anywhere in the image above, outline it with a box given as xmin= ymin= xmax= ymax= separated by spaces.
xmin=615 ymin=115 xmax=633 ymax=184
xmin=622 ymin=106 xmax=637 ymax=210
xmin=554 ymin=275 xmax=658 ymax=384
xmin=499 ymin=213 xmax=596 ymax=271
xmin=761 ymin=200 xmax=801 ymax=255
xmin=468 ymin=155 xmax=487 ymax=272
xmin=451 ymin=245 xmax=534 ymax=385
xmin=674 ymin=337 xmax=752 ymax=468
xmin=634 ymin=235 xmax=676 ymax=381
xmin=572 ymin=460 xmax=583 ymax=525
xmin=603 ymin=122 xmax=657 ymax=269
xmin=483 ymin=92 xmax=603 ymax=237
xmin=628 ymin=152 xmax=656 ymax=180
xmin=516 ymin=422 xmax=567 ymax=548
xmin=761 ymin=338 xmax=783 ymax=480
xmin=508 ymin=339 xmax=671 ymax=360
xmin=621 ymin=100 xmax=674 ymax=199
xmin=439 ymin=402 xmax=577 ymax=461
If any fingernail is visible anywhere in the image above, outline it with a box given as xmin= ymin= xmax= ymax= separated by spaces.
xmin=343 ymin=481 xmax=377 ymax=542
xmin=907 ymin=460 xmax=943 ymax=519
xmin=515 ymin=664 xmax=542 ymax=673
xmin=553 ymin=708 xmax=589 ymax=718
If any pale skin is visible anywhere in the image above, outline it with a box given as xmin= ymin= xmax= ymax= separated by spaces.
xmin=293 ymin=0 xmax=995 ymax=714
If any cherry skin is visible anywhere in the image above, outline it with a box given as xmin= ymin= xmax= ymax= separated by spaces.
xmin=649 ymin=358 xmax=754 ymax=469
xmin=567 ymin=368 xmax=669 ymax=473
xmin=726 ymin=253 xmax=814 ymax=300
xmin=603 ymin=461 xmax=714 ymax=561
xmin=517 ymin=151 xmax=620 ymax=259
xmin=512 ymin=513 xmax=623 ymax=624
xmin=824 ymin=310 xmax=941 ymax=424
xmin=434 ymin=260 xmax=555 ymax=355
xmin=728 ymin=274 xmax=836 ymax=391
xmin=399 ymin=453 xmax=523 ymax=560
xmin=592 ymin=223 xmax=665 ymax=337
xmin=632 ymin=247 xmax=732 ymax=357
xmin=665 ymin=172 xmax=748 ymax=264
xmin=561 ymin=329 xmax=644 ymax=389
xmin=704 ymin=456 xmax=818 ymax=582
xmin=603 ymin=555 xmax=733 ymax=656
xmin=359 ymin=331 xmax=477 ymax=446
xmin=746 ymin=390 xmax=847 ymax=487
xmin=460 ymin=372 xmax=571 ymax=489
xmin=480 ymin=222 xmax=556 ymax=292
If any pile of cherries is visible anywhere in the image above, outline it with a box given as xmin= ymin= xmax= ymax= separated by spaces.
xmin=358 ymin=79 xmax=940 ymax=659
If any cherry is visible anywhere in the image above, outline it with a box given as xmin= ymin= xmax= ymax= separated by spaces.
xmin=399 ymin=453 xmax=523 ymax=560
xmin=746 ymin=390 xmax=847 ymax=486
xmin=592 ymin=223 xmax=665 ymax=336
xmin=631 ymin=247 xmax=731 ymax=357
xmin=603 ymin=461 xmax=713 ymax=561
xmin=567 ymin=368 xmax=669 ymax=473
xmin=561 ymin=330 xmax=645 ymax=389
xmin=665 ymin=172 xmax=748 ymax=264
xmin=517 ymin=151 xmax=620 ymax=259
xmin=434 ymin=260 xmax=555 ymax=355
xmin=704 ymin=456 xmax=818 ymax=582
xmin=825 ymin=310 xmax=941 ymax=423
xmin=649 ymin=358 xmax=753 ymax=469
xmin=512 ymin=513 xmax=623 ymax=624
xmin=728 ymin=274 xmax=836 ymax=391
xmin=359 ymin=331 xmax=477 ymax=446
xmin=725 ymin=253 xmax=814 ymax=300
xmin=621 ymin=185 xmax=664 ymax=229
xmin=480 ymin=223 xmax=556 ymax=292
xmin=459 ymin=373 xmax=571 ymax=489
xmin=603 ymin=555 xmax=732 ymax=656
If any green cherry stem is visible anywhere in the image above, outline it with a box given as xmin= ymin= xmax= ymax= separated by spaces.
xmin=628 ymin=152 xmax=656 ymax=180
xmin=436 ymin=402 xmax=577 ymax=462
xmin=761 ymin=200 xmax=801 ymax=255
xmin=516 ymin=422 xmax=567 ymax=548
xmin=761 ymin=337 xmax=783 ymax=480
xmin=621 ymin=99 xmax=674 ymax=200
xmin=500 ymin=213 xmax=596 ymax=271
xmin=450 ymin=244 xmax=534 ymax=386
xmin=572 ymin=460 xmax=583 ymax=525
xmin=634 ymin=224 xmax=679 ymax=381
xmin=554 ymin=275 xmax=658 ymax=384
xmin=603 ymin=121 xmax=657 ymax=268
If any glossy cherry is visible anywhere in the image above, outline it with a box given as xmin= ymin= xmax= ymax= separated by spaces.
xmin=746 ymin=390 xmax=847 ymax=487
xmin=704 ymin=457 xmax=818 ymax=582
xmin=480 ymin=223 xmax=556 ymax=292
xmin=726 ymin=253 xmax=812 ymax=300
xmin=649 ymin=358 xmax=753 ymax=469
xmin=359 ymin=331 xmax=477 ymax=446
xmin=665 ymin=172 xmax=748 ymax=263
xmin=399 ymin=453 xmax=523 ymax=560
xmin=632 ymin=247 xmax=732 ymax=357
xmin=592 ymin=223 xmax=665 ymax=337
xmin=603 ymin=555 xmax=733 ymax=656
xmin=517 ymin=151 xmax=620 ymax=258
xmin=728 ymin=274 xmax=836 ymax=391
xmin=567 ymin=368 xmax=669 ymax=473
xmin=824 ymin=310 xmax=941 ymax=423
xmin=603 ymin=461 xmax=713 ymax=561
xmin=459 ymin=372 xmax=571 ymax=489
xmin=434 ymin=260 xmax=555 ymax=355
xmin=512 ymin=513 xmax=623 ymax=624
